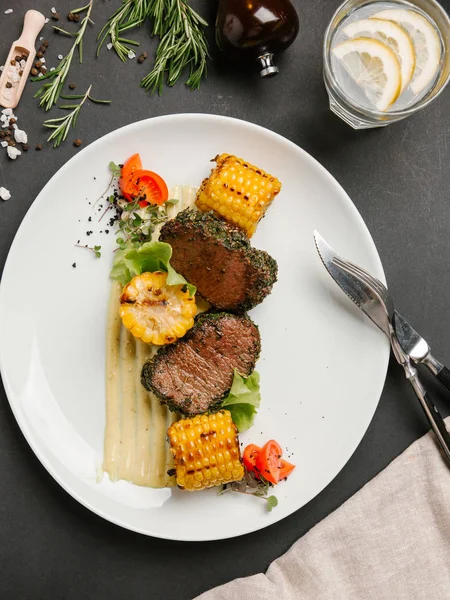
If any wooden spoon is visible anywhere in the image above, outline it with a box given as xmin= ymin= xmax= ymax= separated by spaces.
xmin=0 ymin=10 xmax=46 ymax=109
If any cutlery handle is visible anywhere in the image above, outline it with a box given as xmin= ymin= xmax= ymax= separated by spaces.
xmin=437 ymin=367 xmax=450 ymax=395
xmin=421 ymin=354 xmax=450 ymax=397
xmin=408 ymin=372 xmax=450 ymax=464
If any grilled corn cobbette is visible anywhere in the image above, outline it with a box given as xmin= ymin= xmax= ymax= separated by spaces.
xmin=196 ymin=154 xmax=282 ymax=237
xmin=167 ymin=410 xmax=245 ymax=491
xmin=119 ymin=271 xmax=197 ymax=345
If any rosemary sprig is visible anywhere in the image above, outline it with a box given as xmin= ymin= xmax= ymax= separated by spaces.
xmin=97 ymin=0 xmax=150 ymax=62
xmin=43 ymin=86 xmax=111 ymax=147
xmin=33 ymin=1 xmax=93 ymax=110
xmin=141 ymin=0 xmax=209 ymax=94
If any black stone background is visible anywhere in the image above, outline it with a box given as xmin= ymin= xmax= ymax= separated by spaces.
xmin=1 ymin=1 xmax=450 ymax=598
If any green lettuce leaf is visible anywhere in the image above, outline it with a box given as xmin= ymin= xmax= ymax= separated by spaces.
xmin=221 ymin=370 xmax=261 ymax=432
xmin=110 ymin=241 xmax=196 ymax=295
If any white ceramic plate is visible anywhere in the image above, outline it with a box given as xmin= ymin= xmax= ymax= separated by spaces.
xmin=0 ymin=114 xmax=389 ymax=541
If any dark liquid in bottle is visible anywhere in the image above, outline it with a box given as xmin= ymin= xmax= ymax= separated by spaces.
xmin=216 ymin=0 xmax=299 ymax=60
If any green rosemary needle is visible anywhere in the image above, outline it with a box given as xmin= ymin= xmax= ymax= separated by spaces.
xmin=97 ymin=0 xmax=151 ymax=62
xmin=141 ymin=0 xmax=209 ymax=94
xmin=43 ymin=86 xmax=111 ymax=148
xmin=33 ymin=1 xmax=93 ymax=111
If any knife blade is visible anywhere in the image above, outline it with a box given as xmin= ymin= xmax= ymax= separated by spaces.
xmin=394 ymin=310 xmax=450 ymax=396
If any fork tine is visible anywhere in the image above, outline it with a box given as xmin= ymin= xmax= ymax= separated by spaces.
xmin=333 ymin=257 xmax=388 ymax=300
xmin=333 ymin=258 xmax=388 ymax=308
xmin=329 ymin=259 xmax=374 ymax=307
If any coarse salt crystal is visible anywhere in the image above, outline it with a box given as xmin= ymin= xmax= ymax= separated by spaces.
xmin=14 ymin=128 xmax=27 ymax=144
xmin=40 ymin=57 xmax=46 ymax=64
xmin=12 ymin=123 xmax=18 ymax=130
xmin=39 ymin=36 xmax=44 ymax=41
xmin=106 ymin=43 xmax=113 ymax=51
xmin=128 ymin=51 xmax=136 ymax=59
xmin=50 ymin=67 xmax=56 ymax=72
xmin=45 ymin=18 xmax=49 ymax=23
xmin=2 ymin=108 xmax=13 ymax=116
xmin=0 ymin=116 xmax=6 ymax=123
xmin=57 ymin=54 xmax=63 ymax=60
xmin=7 ymin=146 xmax=21 ymax=160
xmin=4 ymin=9 xmax=13 ymax=15
xmin=38 ymin=72 xmax=43 ymax=78
xmin=11 ymin=72 xmax=20 ymax=83
xmin=0 ymin=187 xmax=11 ymax=201
xmin=51 ymin=7 xmax=57 ymax=13
xmin=1 ymin=141 xmax=8 ymax=148
xmin=20 ymin=60 xmax=26 ymax=69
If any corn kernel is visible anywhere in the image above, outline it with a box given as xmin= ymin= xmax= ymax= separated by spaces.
xmin=167 ymin=411 xmax=244 ymax=491
xmin=196 ymin=154 xmax=281 ymax=238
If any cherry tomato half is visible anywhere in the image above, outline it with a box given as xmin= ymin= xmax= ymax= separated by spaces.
xmin=255 ymin=439 xmax=283 ymax=485
xmin=121 ymin=153 xmax=142 ymax=180
xmin=243 ymin=444 xmax=261 ymax=475
xmin=120 ymin=169 xmax=169 ymax=206
xmin=279 ymin=459 xmax=295 ymax=480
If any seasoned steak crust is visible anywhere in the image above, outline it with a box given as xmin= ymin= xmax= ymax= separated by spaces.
xmin=141 ymin=313 xmax=261 ymax=416
xmin=159 ymin=209 xmax=277 ymax=312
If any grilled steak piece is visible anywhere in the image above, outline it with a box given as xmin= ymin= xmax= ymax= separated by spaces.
xmin=159 ymin=209 xmax=277 ymax=312
xmin=141 ymin=313 xmax=261 ymax=415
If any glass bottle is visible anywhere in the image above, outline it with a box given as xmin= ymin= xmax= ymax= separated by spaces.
xmin=215 ymin=0 xmax=299 ymax=76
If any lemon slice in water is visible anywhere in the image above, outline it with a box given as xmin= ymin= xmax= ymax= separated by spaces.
xmin=332 ymin=37 xmax=402 ymax=111
xmin=372 ymin=9 xmax=441 ymax=94
xmin=342 ymin=18 xmax=415 ymax=91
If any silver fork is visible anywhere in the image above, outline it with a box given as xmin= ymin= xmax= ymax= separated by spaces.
xmin=332 ymin=256 xmax=450 ymax=463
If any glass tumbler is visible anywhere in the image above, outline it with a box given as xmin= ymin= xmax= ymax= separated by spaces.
xmin=323 ymin=0 xmax=450 ymax=128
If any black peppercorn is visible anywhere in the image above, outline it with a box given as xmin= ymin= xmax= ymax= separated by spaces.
xmin=37 ymin=51 xmax=44 ymax=59
xmin=43 ymin=40 xmax=49 ymax=48
xmin=35 ymin=144 xmax=43 ymax=151
xmin=35 ymin=60 xmax=42 ymax=69
xmin=31 ymin=68 xmax=38 ymax=76
xmin=5 ymin=82 xmax=12 ymax=89
xmin=22 ymin=144 xmax=29 ymax=152
xmin=73 ymin=138 xmax=82 ymax=147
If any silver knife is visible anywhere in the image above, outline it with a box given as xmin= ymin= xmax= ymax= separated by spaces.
xmin=314 ymin=231 xmax=450 ymax=464
xmin=393 ymin=311 xmax=450 ymax=395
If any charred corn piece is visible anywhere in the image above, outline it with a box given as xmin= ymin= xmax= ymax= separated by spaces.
xmin=167 ymin=410 xmax=245 ymax=491
xmin=119 ymin=271 xmax=196 ymax=346
xmin=196 ymin=153 xmax=282 ymax=237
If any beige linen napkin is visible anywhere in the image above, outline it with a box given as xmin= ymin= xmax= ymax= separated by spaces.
xmin=196 ymin=425 xmax=450 ymax=600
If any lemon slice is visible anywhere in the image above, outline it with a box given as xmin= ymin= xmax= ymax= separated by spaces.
xmin=372 ymin=9 xmax=441 ymax=94
xmin=342 ymin=18 xmax=415 ymax=91
xmin=332 ymin=37 xmax=402 ymax=110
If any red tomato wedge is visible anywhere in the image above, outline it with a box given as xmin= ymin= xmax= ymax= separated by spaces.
xmin=255 ymin=439 xmax=282 ymax=485
xmin=121 ymin=153 xmax=142 ymax=180
xmin=279 ymin=459 xmax=295 ymax=480
xmin=243 ymin=444 xmax=261 ymax=474
xmin=120 ymin=169 xmax=169 ymax=206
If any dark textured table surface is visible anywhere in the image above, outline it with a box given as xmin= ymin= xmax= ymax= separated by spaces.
xmin=1 ymin=1 xmax=450 ymax=598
